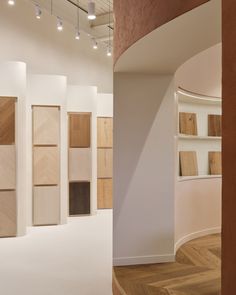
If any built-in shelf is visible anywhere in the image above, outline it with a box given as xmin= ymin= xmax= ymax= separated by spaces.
xmin=178 ymin=134 xmax=221 ymax=140
xmin=177 ymin=89 xmax=221 ymax=106
xmin=178 ymin=175 xmax=222 ymax=182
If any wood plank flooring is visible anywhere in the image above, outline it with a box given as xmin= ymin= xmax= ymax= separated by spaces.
xmin=114 ymin=234 xmax=221 ymax=295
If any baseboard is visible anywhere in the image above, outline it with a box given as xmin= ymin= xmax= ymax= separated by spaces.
xmin=113 ymin=253 xmax=175 ymax=266
xmin=174 ymin=227 xmax=221 ymax=253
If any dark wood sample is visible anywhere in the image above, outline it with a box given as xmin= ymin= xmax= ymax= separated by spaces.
xmin=69 ymin=113 xmax=91 ymax=148
xmin=208 ymin=114 xmax=222 ymax=136
xmin=209 ymin=152 xmax=222 ymax=175
xmin=0 ymin=97 xmax=15 ymax=145
xmin=179 ymin=112 xmax=198 ymax=135
xmin=69 ymin=182 xmax=90 ymax=215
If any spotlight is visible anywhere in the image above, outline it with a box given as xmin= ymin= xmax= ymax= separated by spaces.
xmin=8 ymin=0 xmax=15 ymax=5
xmin=57 ymin=17 xmax=63 ymax=31
xmin=107 ymin=46 xmax=112 ymax=57
xmin=35 ymin=4 xmax=42 ymax=19
xmin=88 ymin=0 xmax=96 ymax=20
xmin=92 ymin=39 xmax=98 ymax=49
xmin=75 ymin=30 xmax=80 ymax=40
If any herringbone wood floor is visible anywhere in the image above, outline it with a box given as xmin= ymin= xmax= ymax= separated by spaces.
xmin=114 ymin=234 xmax=221 ymax=295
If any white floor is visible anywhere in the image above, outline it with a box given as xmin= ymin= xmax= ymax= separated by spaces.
xmin=0 ymin=210 xmax=112 ymax=295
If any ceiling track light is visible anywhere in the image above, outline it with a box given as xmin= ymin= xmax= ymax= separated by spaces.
xmin=57 ymin=17 xmax=63 ymax=31
xmin=88 ymin=0 xmax=96 ymax=20
xmin=75 ymin=0 xmax=80 ymax=40
xmin=107 ymin=46 xmax=112 ymax=57
xmin=107 ymin=0 xmax=112 ymax=57
xmin=92 ymin=38 xmax=98 ymax=49
xmin=75 ymin=30 xmax=80 ymax=40
xmin=8 ymin=0 xmax=15 ymax=5
xmin=35 ymin=4 xmax=42 ymax=19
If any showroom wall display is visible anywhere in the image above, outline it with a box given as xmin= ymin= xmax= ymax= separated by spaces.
xmin=32 ymin=106 xmax=61 ymax=225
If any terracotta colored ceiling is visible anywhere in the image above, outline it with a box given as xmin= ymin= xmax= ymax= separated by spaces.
xmin=113 ymin=0 xmax=210 ymax=64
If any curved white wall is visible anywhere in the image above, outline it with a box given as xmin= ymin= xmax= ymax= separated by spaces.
xmin=175 ymin=43 xmax=222 ymax=97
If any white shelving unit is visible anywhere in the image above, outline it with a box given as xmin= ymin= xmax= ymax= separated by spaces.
xmin=176 ymin=88 xmax=222 ymax=181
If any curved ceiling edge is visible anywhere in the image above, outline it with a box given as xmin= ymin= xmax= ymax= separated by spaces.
xmin=114 ymin=0 xmax=210 ymax=65
xmin=114 ymin=0 xmax=221 ymax=74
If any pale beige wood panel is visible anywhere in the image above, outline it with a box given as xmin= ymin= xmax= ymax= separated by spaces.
xmin=0 ymin=191 xmax=16 ymax=237
xmin=33 ymin=106 xmax=60 ymax=145
xmin=209 ymin=152 xmax=222 ymax=175
xmin=97 ymin=179 xmax=113 ymax=209
xmin=97 ymin=148 xmax=113 ymax=178
xmin=208 ymin=114 xmax=222 ymax=137
xmin=69 ymin=148 xmax=91 ymax=181
xmin=33 ymin=147 xmax=59 ymax=185
xmin=33 ymin=186 xmax=60 ymax=225
xmin=179 ymin=112 xmax=198 ymax=135
xmin=0 ymin=145 xmax=16 ymax=190
xmin=69 ymin=113 xmax=91 ymax=148
xmin=0 ymin=97 xmax=15 ymax=145
xmin=97 ymin=117 xmax=113 ymax=148
xmin=179 ymin=151 xmax=198 ymax=176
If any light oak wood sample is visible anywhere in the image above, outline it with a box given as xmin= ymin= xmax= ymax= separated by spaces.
xmin=69 ymin=113 xmax=91 ymax=148
xmin=33 ymin=146 xmax=59 ymax=185
xmin=209 ymin=152 xmax=222 ymax=175
xmin=33 ymin=186 xmax=60 ymax=225
xmin=97 ymin=179 xmax=112 ymax=209
xmin=97 ymin=148 xmax=113 ymax=178
xmin=0 ymin=97 xmax=15 ymax=145
xmin=0 ymin=191 xmax=16 ymax=237
xmin=97 ymin=117 xmax=113 ymax=148
xmin=179 ymin=151 xmax=198 ymax=176
xmin=179 ymin=112 xmax=198 ymax=135
xmin=69 ymin=148 xmax=91 ymax=181
xmin=33 ymin=106 xmax=60 ymax=145
xmin=0 ymin=145 xmax=16 ymax=190
xmin=208 ymin=114 xmax=222 ymax=136
xmin=69 ymin=182 xmax=90 ymax=215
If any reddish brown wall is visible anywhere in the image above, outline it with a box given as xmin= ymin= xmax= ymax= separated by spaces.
xmin=222 ymin=0 xmax=236 ymax=294
xmin=114 ymin=0 xmax=209 ymax=64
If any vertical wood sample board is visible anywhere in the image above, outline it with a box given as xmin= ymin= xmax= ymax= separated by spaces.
xmin=68 ymin=113 xmax=91 ymax=215
xmin=179 ymin=112 xmax=198 ymax=135
xmin=208 ymin=114 xmax=222 ymax=137
xmin=0 ymin=97 xmax=17 ymax=237
xmin=32 ymin=106 xmax=60 ymax=225
xmin=209 ymin=151 xmax=222 ymax=175
xmin=179 ymin=151 xmax=198 ymax=176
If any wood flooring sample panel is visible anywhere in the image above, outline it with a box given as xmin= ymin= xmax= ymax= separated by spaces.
xmin=0 ymin=191 xmax=16 ymax=237
xmin=209 ymin=152 xmax=222 ymax=175
xmin=33 ymin=186 xmax=60 ymax=225
xmin=179 ymin=151 xmax=198 ymax=176
xmin=208 ymin=114 xmax=222 ymax=136
xmin=69 ymin=148 xmax=91 ymax=181
xmin=33 ymin=106 xmax=60 ymax=145
xmin=33 ymin=147 xmax=59 ymax=185
xmin=179 ymin=112 xmax=198 ymax=135
xmin=97 ymin=179 xmax=112 ymax=209
xmin=0 ymin=97 xmax=15 ymax=145
xmin=69 ymin=113 xmax=91 ymax=148
xmin=97 ymin=117 xmax=113 ymax=148
xmin=97 ymin=148 xmax=113 ymax=178
xmin=0 ymin=145 xmax=16 ymax=190
xmin=69 ymin=182 xmax=90 ymax=215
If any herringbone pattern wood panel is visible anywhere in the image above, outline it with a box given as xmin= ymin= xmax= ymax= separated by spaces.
xmin=0 ymin=97 xmax=15 ymax=145
xmin=114 ymin=234 xmax=221 ymax=295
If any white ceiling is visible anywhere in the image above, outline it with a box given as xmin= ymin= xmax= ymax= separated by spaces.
xmin=73 ymin=0 xmax=113 ymax=15
xmin=115 ymin=0 xmax=221 ymax=74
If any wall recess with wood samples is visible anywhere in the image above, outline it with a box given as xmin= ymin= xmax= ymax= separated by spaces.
xmin=177 ymin=88 xmax=222 ymax=180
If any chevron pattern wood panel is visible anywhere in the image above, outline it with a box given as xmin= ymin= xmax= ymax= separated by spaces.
xmin=97 ymin=179 xmax=113 ymax=209
xmin=69 ymin=113 xmax=91 ymax=148
xmin=33 ymin=146 xmax=59 ymax=185
xmin=0 ymin=145 xmax=16 ymax=190
xmin=33 ymin=186 xmax=60 ymax=225
xmin=69 ymin=148 xmax=91 ymax=181
xmin=97 ymin=117 xmax=113 ymax=148
xmin=97 ymin=148 xmax=113 ymax=178
xmin=33 ymin=106 xmax=60 ymax=145
xmin=0 ymin=97 xmax=15 ymax=145
xmin=0 ymin=191 xmax=17 ymax=237
xmin=114 ymin=234 xmax=221 ymax=295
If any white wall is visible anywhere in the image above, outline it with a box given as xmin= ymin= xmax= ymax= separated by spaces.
xmin=0 ymin=0 xmax=112 ymax=93
xmin=97 ymin=94 xmax=113 ymax=117
xmin=113 ymin=73 xmax=176 ymax=265
xmin=0 ymin=62 xmax=27 ymax=236
xmin=175 ymin=43 xmax=222 ymax=97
